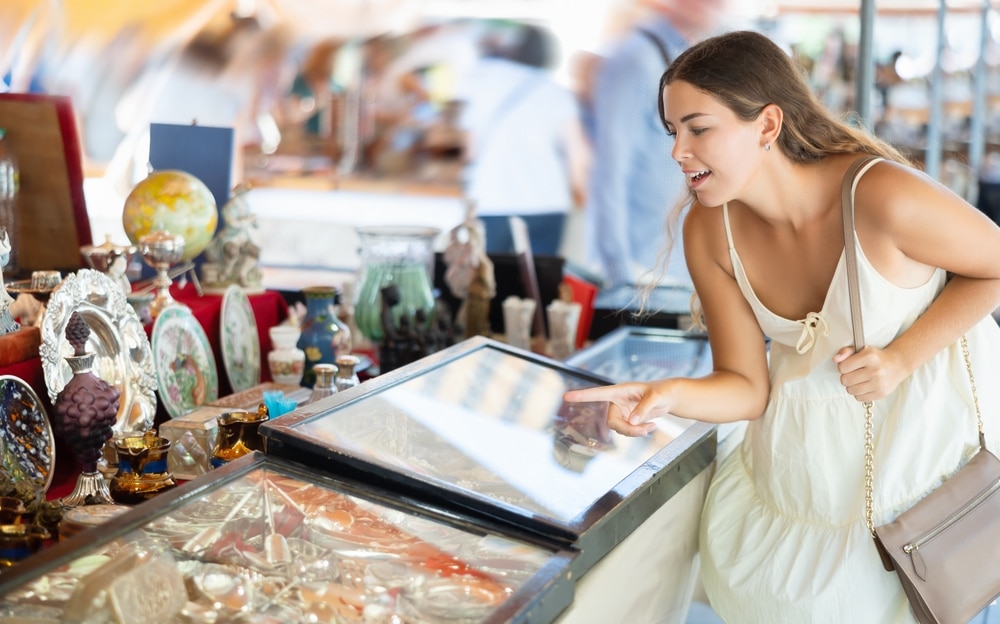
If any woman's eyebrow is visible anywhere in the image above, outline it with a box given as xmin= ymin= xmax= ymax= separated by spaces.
xmin=680 ymin=112 xmax=709 ymax=123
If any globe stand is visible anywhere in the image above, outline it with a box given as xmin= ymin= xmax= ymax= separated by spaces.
xmin=139 ymin=231 xmax=186 ymax=320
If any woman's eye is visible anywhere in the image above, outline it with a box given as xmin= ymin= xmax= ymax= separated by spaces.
xmin=690 ymin=127 xmax=708 ymax=136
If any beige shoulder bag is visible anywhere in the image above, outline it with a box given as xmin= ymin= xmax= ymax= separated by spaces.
xmin=842 ymin=155 xmax=1000 ymax=624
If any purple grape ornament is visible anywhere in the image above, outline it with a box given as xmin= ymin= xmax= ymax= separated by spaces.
xmin=53 ymin=311 xmax=121 ymax=506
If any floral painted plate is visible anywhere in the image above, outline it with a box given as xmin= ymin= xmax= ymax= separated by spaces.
xmin=0 ymin=376 xmax=56 ymax=491
xmin=220 ymin=285 xmax=260 ymax=393
xmin=151 ymin=306 xmax=219 ymax=419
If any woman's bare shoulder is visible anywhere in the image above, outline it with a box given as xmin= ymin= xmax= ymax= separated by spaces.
xmin=683 ymin=201 xmax=733 ymax=275
xmin=852 ymin=158 xmax=941 ymax=226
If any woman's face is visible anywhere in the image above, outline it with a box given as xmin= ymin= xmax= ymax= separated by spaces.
xmin=662 ymin=80 xmax=761 ymax=208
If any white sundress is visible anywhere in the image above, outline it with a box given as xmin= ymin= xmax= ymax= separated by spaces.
xmin=699 ymin=165 xmax=1000 ymax=623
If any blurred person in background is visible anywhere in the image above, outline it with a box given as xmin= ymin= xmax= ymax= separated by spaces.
xmin=106 ymin=15 xmax=294 ymax=193
xmin=456 ymin=22 xmax=590 ymax=256
xmin=274 ymin=38 xmax=342 ymax=158
xmin=582 ymin=0 xmax=727 ymax=287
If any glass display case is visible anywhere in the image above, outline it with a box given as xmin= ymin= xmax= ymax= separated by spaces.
xmin=0 ymin=453 xmax=577 ymax=623
xmin=588 ymin=285 xmax=695 ymax=338
xmin=564 ymin=326 xmax=713 ymax=383
xmin=262 ymin=336 xmax=715 ymax=576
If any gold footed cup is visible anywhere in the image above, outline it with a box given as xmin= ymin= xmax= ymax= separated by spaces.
xmin=109 ymin=432 xmax=177 ymax=505
xmin=210 ymin=408 xmax=269 ymax=469
xmin=0 ymin=524 xmax=50 ymax=568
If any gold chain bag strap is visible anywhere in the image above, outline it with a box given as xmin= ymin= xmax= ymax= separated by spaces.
xmin=842 ymin=155 xmax=1000 ymax=624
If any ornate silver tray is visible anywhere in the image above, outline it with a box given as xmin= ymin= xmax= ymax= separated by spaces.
xmin=39 ymin=269 xmax=157 ymax=436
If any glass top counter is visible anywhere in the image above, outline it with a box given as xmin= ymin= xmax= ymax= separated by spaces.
xmin=0 ymin=453 xmax=576 ymax=623
xmin=263 ymin=337 xmax=715 ymax=575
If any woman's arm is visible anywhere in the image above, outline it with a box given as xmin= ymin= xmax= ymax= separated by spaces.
xmin=564 ymin=203 xmax=771 ymax=435
xmin=836 ymin=161 xmax=1000 ymax=401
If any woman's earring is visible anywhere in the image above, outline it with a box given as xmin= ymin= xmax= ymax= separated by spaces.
xmin=764 ymin=143 xmax=771 ymax=152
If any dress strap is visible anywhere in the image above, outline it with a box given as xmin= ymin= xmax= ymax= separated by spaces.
xmin=722 ymin=203 xmax=736 ymax=250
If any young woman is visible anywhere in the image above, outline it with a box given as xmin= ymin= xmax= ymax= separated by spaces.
xmin=564 ymin=30 xmax=1000 ymax=622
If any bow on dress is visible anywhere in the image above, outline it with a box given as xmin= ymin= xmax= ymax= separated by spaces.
xmin=796 ymin=311 xmax=829 ymax=354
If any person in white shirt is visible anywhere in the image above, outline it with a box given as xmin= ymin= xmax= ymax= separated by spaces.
xmin=456 ymin=23 xmax=589 ymax=256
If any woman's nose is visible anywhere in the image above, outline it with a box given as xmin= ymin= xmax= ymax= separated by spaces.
xmin=671 ymin=137 xmax=687 ymax=163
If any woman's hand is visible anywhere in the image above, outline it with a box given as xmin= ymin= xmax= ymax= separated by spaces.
xmin=833 ymin=345 xmax=907 ymax=402
xmin=563 ymin=381 xmax=676 ymax=437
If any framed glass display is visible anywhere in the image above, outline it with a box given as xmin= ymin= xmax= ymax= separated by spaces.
xmin=565 ymin=326 xmax=713 ymax=384
xmin=0 ymin=453 xmax=576 ymax=624
xmin=262 ymin=336 xmax=715 ymax=575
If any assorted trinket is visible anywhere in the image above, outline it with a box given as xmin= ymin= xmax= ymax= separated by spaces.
xmin=0 ymin=466 xmax=554 ymax=621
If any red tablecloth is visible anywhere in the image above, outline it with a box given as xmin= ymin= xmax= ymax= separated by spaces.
xmin=0 ymin=284 xmax=289 ymax=500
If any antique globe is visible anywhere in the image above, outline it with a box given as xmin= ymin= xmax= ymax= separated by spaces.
xmin=122 ymin=170 xmax=218 ymax=261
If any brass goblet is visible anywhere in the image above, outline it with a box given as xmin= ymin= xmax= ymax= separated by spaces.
xmin=139 ymin=231 xmax=185 ymax=320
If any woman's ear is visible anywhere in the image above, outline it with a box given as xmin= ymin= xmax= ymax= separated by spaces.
xmin=759 ymin=103 xmax=783 ymax=147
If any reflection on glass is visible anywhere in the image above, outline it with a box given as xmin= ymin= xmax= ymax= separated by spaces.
xmin=0 ymin=466 xmax=555 ymax=622
xmin=295 ymin=346 xmax=693 ymax=522
xmin=566 ymin=330 xmax=713 ymax=384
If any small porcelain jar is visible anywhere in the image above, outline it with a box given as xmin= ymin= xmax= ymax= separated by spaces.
xmin=268 ymin=324 xmax=306 ymax=386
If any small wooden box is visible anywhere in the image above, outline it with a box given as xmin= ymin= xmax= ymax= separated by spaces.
xmin=0 ymin=326 xmax=40 ymax=367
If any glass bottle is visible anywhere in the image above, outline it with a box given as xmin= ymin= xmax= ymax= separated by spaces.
xmin=334 ymin=354 xmax=361 ymax=392
xmin=0 ymin=128 xmax=19 ymax=277
xmin=307 ymin=363 xmax=338 ymax=404
xmin=297 ymin=286 xmax=351 ymax=387
xmin=54 ymin=312 xmax=120 ymax=506
xmin=354 ymin=226 xmax=438 ymax=344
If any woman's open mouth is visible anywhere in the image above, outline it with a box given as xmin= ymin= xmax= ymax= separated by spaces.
xmin=688 ymin=169 xmax=711 ymax=188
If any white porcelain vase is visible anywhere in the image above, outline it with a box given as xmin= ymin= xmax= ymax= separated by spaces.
xmin=267 ymin=324 xmax=306 ymax=386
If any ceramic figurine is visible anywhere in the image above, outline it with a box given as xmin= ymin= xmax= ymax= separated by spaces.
xmin=0 ymin=228 xmax=20 ymax=335
xmin=443 ymin=212 xmax=494 ymax=339
xmin=201 ymin=184 xmax=264 ymax=293
xmin=105 ymin=248 xmax=132 ymax=296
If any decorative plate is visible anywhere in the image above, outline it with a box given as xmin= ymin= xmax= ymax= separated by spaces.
xmin=0 ymin=376 xmax=56 ymax=492
xmin=152 ymin=305 xmax=219 ymax=419
xmin=40 ymin=269 xmax=157 ymax=436
xmin=220 ymin=285 xmax=260 ymax=393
